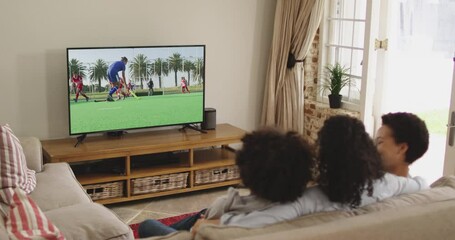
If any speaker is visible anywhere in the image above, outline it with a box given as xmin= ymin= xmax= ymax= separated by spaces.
xmin=202 ymin=108 xmax=216 ymax=130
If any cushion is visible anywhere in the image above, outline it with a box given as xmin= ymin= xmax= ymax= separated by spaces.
xmin=1 ymin=188 xmax=64 ymax=240
xmin=0 ymin=124 xmax=36 ymax=199
xmin=44 ymin=202 xmax=133 ymax=240
xmin=195 ymin=210 xmax=353 ymax=240
xmin=18 ymin=137 xmax=43 ymax=173
xmin=29 ymin=163 xmax=91 ymax=212
xmin=430 ymin=175 xmax=455 ymax=188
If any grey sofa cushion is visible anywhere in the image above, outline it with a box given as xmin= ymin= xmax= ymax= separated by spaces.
xmin=46 ymin=203 xmax=134 ymax=240
xmin=30 ymin=162 xmax=91 ymax=211
xmin=19 ymin=137 xmax=43 ymax=173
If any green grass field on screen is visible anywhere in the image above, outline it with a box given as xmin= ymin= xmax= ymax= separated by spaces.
xmin=69 ymin=92 xmax=203 ymax=134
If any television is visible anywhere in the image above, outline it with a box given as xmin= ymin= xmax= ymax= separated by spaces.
xmin=66 ymin=45 xmax=205 ymax=136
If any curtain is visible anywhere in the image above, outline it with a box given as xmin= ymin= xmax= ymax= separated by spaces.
xmin=261 ymin=0 xmax=324 ymax=133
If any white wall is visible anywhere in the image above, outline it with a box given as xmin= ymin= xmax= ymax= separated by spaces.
xmin=0 ymin=0 xmax=276 ymax=139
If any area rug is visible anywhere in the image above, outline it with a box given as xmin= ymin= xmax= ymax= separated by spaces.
xmin=129 ymin=212 xmax=198 ymax=239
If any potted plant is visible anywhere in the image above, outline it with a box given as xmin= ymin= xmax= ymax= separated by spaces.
xmin=320 ymin=62 xmax=351 ymax=108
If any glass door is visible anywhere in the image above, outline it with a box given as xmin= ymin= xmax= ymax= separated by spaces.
xmin=374 ymin=0 xmax=455 ymax=183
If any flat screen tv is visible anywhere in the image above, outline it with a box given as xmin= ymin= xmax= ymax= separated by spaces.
xmin=66 ymin=45 xmax=205 ymax=136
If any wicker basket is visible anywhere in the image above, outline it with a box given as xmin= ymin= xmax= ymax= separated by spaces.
xmin=194 ymin=165 xmax=240 ymax=185
xmin=84 ymin=181 xmax=124 ymax=201
xmin=131 ymin=172 xmax=189 ymax=195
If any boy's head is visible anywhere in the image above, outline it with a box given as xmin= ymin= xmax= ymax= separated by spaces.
xmin=376 ymin=112 xmax=429 ymax=176
xmin=236 ymin=128 xmax=314 ymax=203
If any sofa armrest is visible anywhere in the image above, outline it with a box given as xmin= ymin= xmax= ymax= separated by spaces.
xmin=19 ymin=137 xmax=43 ymax=173
xmin=45 ymin=203 xmax=134 ymax=240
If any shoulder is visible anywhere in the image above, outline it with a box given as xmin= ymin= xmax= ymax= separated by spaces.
xmin=365 ymin=173 xmax=429 ymax=204
xmin=375 ymin=173 xmax=427 ymax=187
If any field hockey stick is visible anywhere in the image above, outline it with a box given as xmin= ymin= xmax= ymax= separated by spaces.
xmin=129 ymin=90 xmax=140 ymax=99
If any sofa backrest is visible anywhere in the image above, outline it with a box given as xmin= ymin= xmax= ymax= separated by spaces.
xmin=235 ymin=199 xmax=455 ymax=240
xmin=196 ymin=175 xmax=455 ymax=240
xmin=354 ymin=185 xmax=455 ymax=215
xmin=19 ymin=137 xmax=43 ymax=173
xmin=195 ymin=210 xmax=354 ymax=240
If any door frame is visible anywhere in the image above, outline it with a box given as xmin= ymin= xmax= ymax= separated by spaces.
xmin=444 ymin=57 xmax=455 ymax=176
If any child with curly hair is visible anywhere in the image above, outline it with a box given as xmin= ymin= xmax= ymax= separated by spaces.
xmin=217 ymin=115 xmax=428 ymax=228
xmin=138 ymin=127 xmax=315 ymax=237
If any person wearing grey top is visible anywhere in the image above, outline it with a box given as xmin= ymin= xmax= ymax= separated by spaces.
xmin=138 ymin=128 xmax=315 ymax=238
xmin=215 ymin=116 xmax=428 ymax=228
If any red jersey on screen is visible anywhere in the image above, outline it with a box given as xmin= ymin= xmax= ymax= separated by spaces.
xmin=181 ymin=79 xmax=186 ymax=87
xmin=72 ymin=75 xmax=83 ymax=89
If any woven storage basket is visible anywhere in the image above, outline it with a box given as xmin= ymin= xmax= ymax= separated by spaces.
xmin=132 ymin=172 xmax=189 ymax=195
xmin=194 ymin=165 xmax=240 ymax=185
xmin=84 ymin=181 xmax=124 ymax=200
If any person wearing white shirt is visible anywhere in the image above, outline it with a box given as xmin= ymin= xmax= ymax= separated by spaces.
xmin=215 ymin=115 xmax=428 ymax=228
xmin=138 ymin=128 xmax=315 ymax=238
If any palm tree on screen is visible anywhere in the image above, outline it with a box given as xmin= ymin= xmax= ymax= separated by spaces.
xmin=168 ymin=53 xmax=183 ymax=87
xmin=183 ymin=60 xmax=195 ymax=86
xmin=129 ymin=54 xmax=152 ymax=89
xmin=192 ymin=58 xmax=204 ymax=85
xmin=68 ymin=59 xmax=87 ymax=79
xmin=89 ymin=59 xmax=108 ymax=92
xmin=152 ymin=58 xmax=169 ymax=89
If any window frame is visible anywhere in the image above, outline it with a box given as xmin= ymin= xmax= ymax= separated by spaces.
xmin=317 ymin=0 xmax=368 ymax=111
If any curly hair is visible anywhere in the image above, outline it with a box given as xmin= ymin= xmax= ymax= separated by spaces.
xmin=236 ymin=128 xmax=314 ymax=203
xmin=381 ymin=112 xmax=429 ymax=164
xmin=317 ymin=115 xmax=384 ymax=207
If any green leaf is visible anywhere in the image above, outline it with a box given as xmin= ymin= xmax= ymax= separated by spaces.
xmin=319 ymin=62 xmax=352 ymax=96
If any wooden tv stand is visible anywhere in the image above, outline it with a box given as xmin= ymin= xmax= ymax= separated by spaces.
xmin=41 ymin=124 xmax=246 ymax=204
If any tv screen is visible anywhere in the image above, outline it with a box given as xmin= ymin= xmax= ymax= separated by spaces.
xmin=66 ymin=45 xmax=205 ymax=135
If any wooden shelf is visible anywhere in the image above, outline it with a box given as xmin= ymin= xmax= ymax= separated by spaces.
xmin=192 ymin=148 xmax=237 ymax=170
xmin=192 ymin=179 xmax=242 ymax=191
xmin=41 ymin=124 xmax=246 ymax=204
xmin=77 ymin=174 xmax=127 ymax=185
xmin=130 ymin=163 xmax=189 ymax=178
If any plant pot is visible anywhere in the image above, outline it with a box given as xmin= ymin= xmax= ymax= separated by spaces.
xmin=328 ymin=94 xmax=342 ymax=108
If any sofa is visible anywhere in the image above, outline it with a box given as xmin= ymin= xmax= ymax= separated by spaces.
xmin=0 ymin=137 xmax=134 ymax=240
xmin=143 ymin=176 xmax=455 ymax=240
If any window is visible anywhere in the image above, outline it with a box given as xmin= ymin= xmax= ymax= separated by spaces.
xmin=320 ymin=0 xmax=367 ymax=108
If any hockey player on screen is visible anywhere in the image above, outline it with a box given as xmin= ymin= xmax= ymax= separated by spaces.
xmin=70 ymin=72 xmax=89 ymax=102
xmin=181 ymin=77 xmax=190 ymax=93
xmin=106 ymin=57 xmax=128 ymax=102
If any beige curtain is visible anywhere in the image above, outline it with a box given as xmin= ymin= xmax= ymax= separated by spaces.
xmin=261 ymin=0 xmax=324 ymax=133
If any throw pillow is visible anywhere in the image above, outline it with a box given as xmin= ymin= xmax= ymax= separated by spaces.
xmin=2 ymin=188 xmax=65 ymax=240
xmin=0 ymin=124 xmax=36 ymax=201
xmin=430 ymin=175 xmax=455 ymax=188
